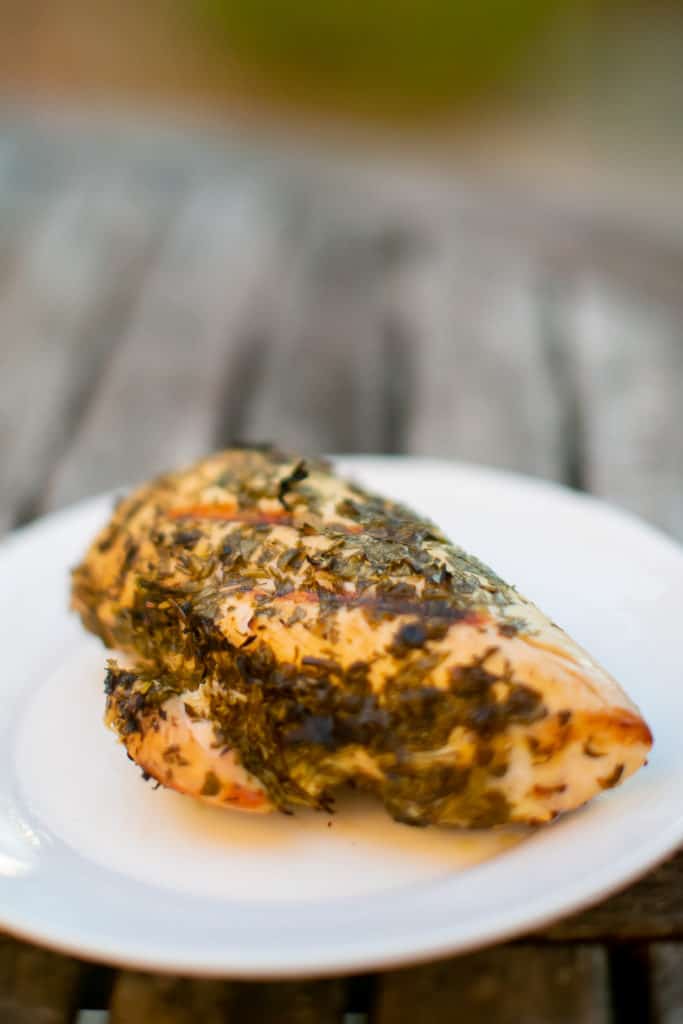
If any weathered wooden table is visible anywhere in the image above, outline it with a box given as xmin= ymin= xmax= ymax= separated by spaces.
xmin=1 ymin=109 xmax=683 ymax=1022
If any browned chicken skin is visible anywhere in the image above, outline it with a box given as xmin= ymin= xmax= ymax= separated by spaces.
xmin=72 ymin=448 xmax=652 ymax=827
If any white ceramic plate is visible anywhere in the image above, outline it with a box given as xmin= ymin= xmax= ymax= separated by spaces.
xmin=1 ymin=457 xmax=682 ymax=977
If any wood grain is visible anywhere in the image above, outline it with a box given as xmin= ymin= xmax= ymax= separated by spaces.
xmin=542 ymin=852 xmax=683 ymax=941
xmin=237 ymin=198 xmax=396 ymax=454
xmin=379 ymin=216 xmax=567 ymax=480
xmin=0 ymin=138 xmax=60 ymax=293
xmin=565 ymin=271 xmax=683 ymax=540
xmin=650 ymin=944 xmax=683 ymax=1024
xmin=375 ymin=945 xmax=610 ymax=1024
xmin=110 ymin=973 xmax=346 ymax=1024
xmin=110 ymin=974 xmax=229 ymax=1024
xmin=0 ymin=937 xmax=83 ymax=1024
xmin=226 ymin=980 xmax=346 ymax=1023
xmin=0 ymin=172 xmax=175 ymax=532
xmin=47 ymin=178 xmax=289 ymax=510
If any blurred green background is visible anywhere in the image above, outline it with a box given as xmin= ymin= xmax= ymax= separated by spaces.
xmin=0 ymin=0 xmax=635 ymax=122
xmin=1 ymin=0 xmax=681 ymax=214
xmin=198 ymin=0 xmax=578 ymax=115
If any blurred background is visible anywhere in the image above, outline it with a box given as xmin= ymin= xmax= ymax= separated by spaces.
xmin=1 ymin=0 xmax=682 ymax=538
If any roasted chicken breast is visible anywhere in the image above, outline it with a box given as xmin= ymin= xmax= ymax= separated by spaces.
xmin=72 ymin=448 xmax=652 ymax=827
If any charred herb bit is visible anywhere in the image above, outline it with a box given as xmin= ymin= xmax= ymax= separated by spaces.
xmin=286 ymin=606 xmax=308 ymax=626
xmin=277 ymin=547 xmax=305 ymax=572
xmin=118 ymin=539 xmax=139 ymax=581
xmin=115 ymin=578 xmax=230 ymax=686
xmin=360 ymin=590 xmax=465 ymax=626
xmin=96 ymin=525 xmax=118 ymax=553
xmin=117 ymin=692 xmax=146 ymax=736
xmin=301 ymin=656 xmax=340 ymax=672
xmin=238 ymin=536 xmax=260 ymax=561
xmin=375 ymin=759 xmax=513 ymax=828
xmin=104 ymin=663 xmax=138 ymax=695
xmin=599 ymin=763 xmax=624 ymax=789
xmin=451 ymin=654 xmax=498 ymax=699
xmin=465 ymin=703 xmax=502 ymax=735
xmin=463 ymin=788 xmax=512 ymax=828
xmin=173 ymin=529 xmax=201 ymax=549
xmin=163 ymin=744 xmax=190 ymax=767
xmin=450 ymin=654 xmax=546 ymax=737
xmin=453 ymin=576 xmax=478 ymax=596
xmin=115 ymin=495 xmax=145 ymax=529
xmin=475 ymin=743 xmax=495 ymax=767
xmin=380 ymin=762 xmax=471 ymax=827
xmin=335 ymin=498 xmax=362 ymax=520
xmin=505 ymin=685 xmax=545 ymax=721
xmin=389 ymin=621 xmax=427 ymax=654
xmin=277 ymin=460 xmax=309 ymax=509
xmin=527 ymin=736 xmax=555 ymax=765
xmin=499 ymin=616 xmax=529 ymax=638
xmin=200 ymin=771 xmax=221 ymax=797
xmin=466 ymin=682 xmax=544 ymax=736
xmin=532 ymin=783 xmax=567 ymax=797
xmin=285 ymin=714 xmax=336 ymax=748
xmin=382 ymin=684 xmax=453 ymax=750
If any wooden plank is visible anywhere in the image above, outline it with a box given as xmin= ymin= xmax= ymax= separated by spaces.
xmin=375 ymin=944 xmax=610 ymax=1024
xmin=0 ymin=936 xmax=84 ymax=1023
xmin=565 ymin=271 xmax=683 ymax=540
xmin=0 ymin=171 xmax=177 ymax=533
xmin=378 ymin=217 xmax=567 ymax=478
xmin=650 ymin=943 xmax=683 ymax=1023
xmin=0 ymin=107 xmax=242 ymax=185
xmin=0 ymin=134 xmax=64 ymax=294
xmin=110 ymin=973 xmax=228 ymax=1024
xmin=228 ymin=979 xmax=346 ymax=1023
xmin=235 ymin=200 xmax=397 ymax=454
xmin=0 ymin=136 xmax=27 ymax=288
xmin=238 ymin=191 xmax=567 ymax=469
xmin=540 ymin=852 xmax=683 ymax=941
xmin=110 ymin=973 xmax=345 ymax=1024
xmin=48 ymin=177 xmax=289 ymax=509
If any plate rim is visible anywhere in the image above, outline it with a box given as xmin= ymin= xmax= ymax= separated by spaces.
xmin=0 ymin=828 xmax=680 ymax=978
